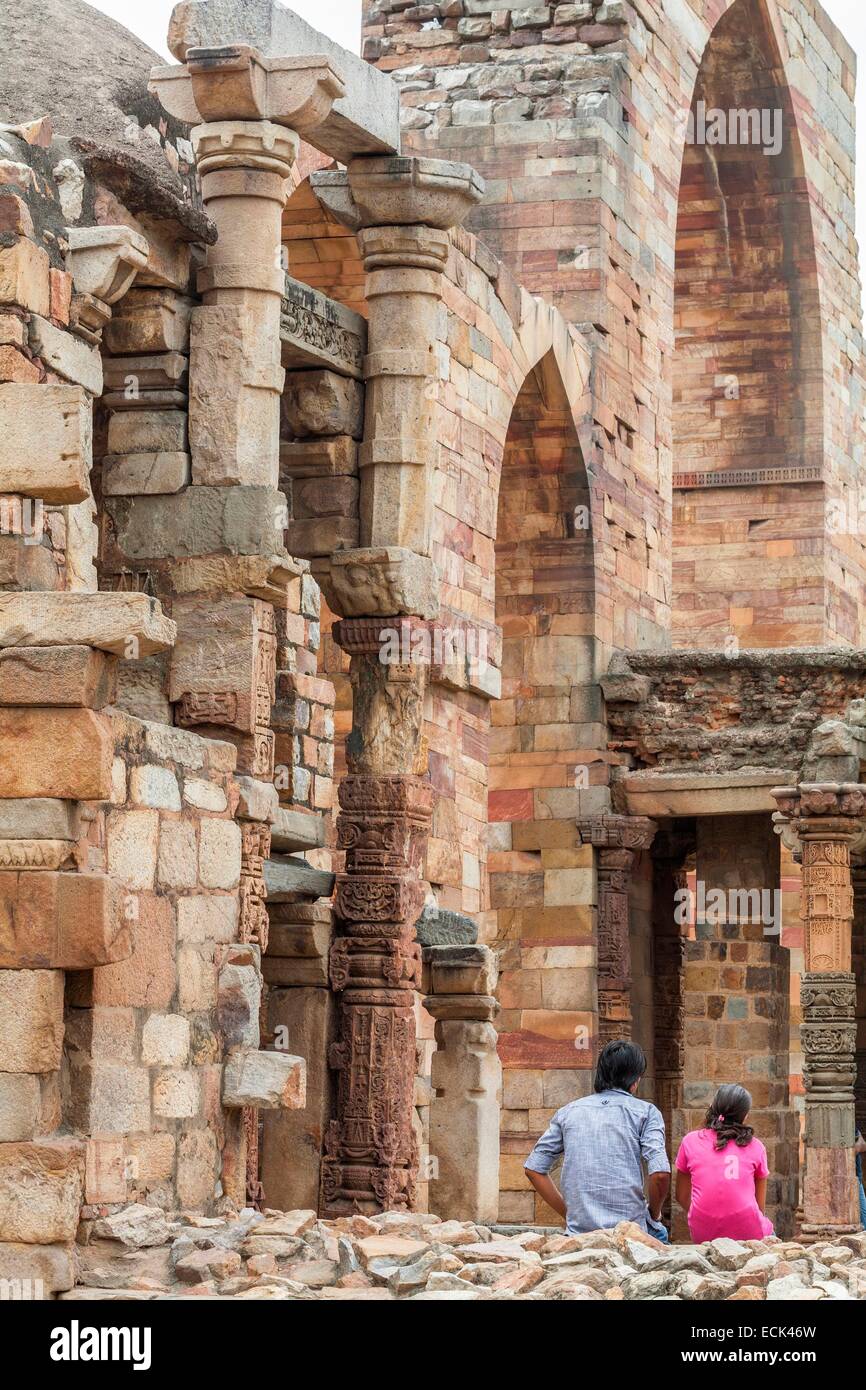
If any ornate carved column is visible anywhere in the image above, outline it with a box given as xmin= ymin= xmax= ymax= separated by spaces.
xmin=322 ymin=620 xmax=433 ymax=1214
xmin=773 ymin=784 xmax=864 ymax=1236
xmin=578 ymin=814 xmax=657 ymax=1048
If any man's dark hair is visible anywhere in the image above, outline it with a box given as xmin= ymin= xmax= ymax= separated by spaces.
xmin=593 ymin=1040 xmax=647 ymax=1093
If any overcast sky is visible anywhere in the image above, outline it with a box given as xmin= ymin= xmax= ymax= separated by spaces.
xmin=90 ymin=0 xmax=866 ymax=309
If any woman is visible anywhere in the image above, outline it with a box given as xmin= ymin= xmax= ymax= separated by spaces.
xmin=675 ymin=1083 xmax=774 ymax=1243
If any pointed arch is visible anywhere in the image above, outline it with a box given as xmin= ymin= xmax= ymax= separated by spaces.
xmin=671 ymin=0 xmax=824 ymax=648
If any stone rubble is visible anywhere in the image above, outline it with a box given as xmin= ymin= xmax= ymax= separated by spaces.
xmin=63 ymin=1209 xmax=866 ymax=1301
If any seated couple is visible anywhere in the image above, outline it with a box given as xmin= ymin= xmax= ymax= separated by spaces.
xmin=524 ymin=1039 xmax=775 ymax=1243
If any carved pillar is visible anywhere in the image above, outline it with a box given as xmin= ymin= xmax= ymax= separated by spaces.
xmin=853 ymin=866 xmax=866 ymax=1138
xmin=578 ymin=815 xmax=657 ymax=1050
xmin=321 ymin=620 xmax=433 ymax=1214
xmin=773 ymin=784 xmax=864 ymax=1236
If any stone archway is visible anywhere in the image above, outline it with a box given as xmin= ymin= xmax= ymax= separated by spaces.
xmin=672 ymin=0 xmax=825 ymax=650
xmin=489 ymin=349 xmax=600 ymax=1225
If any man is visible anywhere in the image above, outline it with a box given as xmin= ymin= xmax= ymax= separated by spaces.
xmin=524 ymin=1039 xmax=671 ymax=1238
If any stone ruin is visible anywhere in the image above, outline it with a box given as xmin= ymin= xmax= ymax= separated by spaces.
xmin=0 ymin=0 xmax=865 ymax=1300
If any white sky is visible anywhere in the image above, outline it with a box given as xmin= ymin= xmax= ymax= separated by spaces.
xmin=90 ymin=0 xmax=866 ymax=299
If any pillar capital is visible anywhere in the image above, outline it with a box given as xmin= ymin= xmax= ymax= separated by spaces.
xmin=149 ymin=44 xmax=345 ymax=136
xmin=577 ymin=813 xmax=657 ymax=855
xmin=66 ymin=226 xmax=149 ymax=314
xmin=346 ymin=156 xmax=485 ymax=232
xmin=192 ymin=119 xmax=299 ymax=179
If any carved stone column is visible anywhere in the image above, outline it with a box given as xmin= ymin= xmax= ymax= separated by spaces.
xmin=321 ymin=618 xmax=433 ymax=1214
xmin=578 ymin=815 xmax=657 ymax=1049
xmin=773 ymin=784 xmax=865 ymax=1236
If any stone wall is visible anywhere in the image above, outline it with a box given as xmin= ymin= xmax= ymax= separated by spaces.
xmin=365 ymin=0 xmax=866 ymax=650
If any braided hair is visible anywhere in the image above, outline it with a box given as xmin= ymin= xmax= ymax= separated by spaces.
xmin=704 ymin=1083 xmax=754 ymax=1150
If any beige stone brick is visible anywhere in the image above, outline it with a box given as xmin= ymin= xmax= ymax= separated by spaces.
xmin=0 ymin=1071 xmax=59 ymax=1142
xmin=0 ymin=383 xmax=92 ymax=502
xmin=87 ymin=1063 xmax=151 ymax=1134
xmin=0 ymin=1239 xmax=75 ymax=1292
xmin=0 ymin=969 xmax=64 ymax=1072
xmin=157 ymin=819 xmax=198 ymax=889
xmin=130 ymin=764 xmax=181 ymax=810
xmin=153 ymin=1068 xmax=200 ymax=1119
xmin=177 ymin=894 xmax=238 ymax=944
xmin=198 ymin=819 xmax=242 ymax=890
xmin=107 ymin=809 xmax=159 ymax=890
xmin=142 ymin=1014 xmax=190 ymax=1067
xmin=177 ymin=944 xmax=216 ymax=1012
xmin=182 ymin=778 xmax=227 ymax=812
xmin=176 ymin=1128 xmax=218 ymax=1209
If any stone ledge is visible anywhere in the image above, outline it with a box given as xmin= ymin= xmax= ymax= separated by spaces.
xmin=0 ymin=593 xmax=175 ymax=657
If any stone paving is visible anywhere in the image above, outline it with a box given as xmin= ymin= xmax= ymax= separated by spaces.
xmin=63 ymin=1205 xmax=866 ymax=1301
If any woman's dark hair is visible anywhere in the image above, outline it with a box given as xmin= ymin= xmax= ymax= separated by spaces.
xmin=705 ymin=1084 xmax=754 ymax=1149
xmin=594 ymin=1040 xmax=647 ymax=1094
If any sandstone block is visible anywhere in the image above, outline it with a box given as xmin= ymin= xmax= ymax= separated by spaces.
xmin=102 ymin=290 xmax=192 ymax=356
xmin=107 ymin=809 xmax=159 ymax=890
xmin=107 ymin=409 xmax=188 ymax=456
xmin=0 ymin=1072 xmax=59 ymax=1142
xmin=198 ymin=819 xmax=241 ymax=889
xmin=101 ymin=452 xmax=191 ymax=495
xmin=169 ymin=595 xmax=275 ymax=735
xmin=0 ymin=799 xmax=78 ymax=840
xmin=189 ymin=304 xmax=282 ymax=487
xmin=218 ymin=957 xmax=262 ymax=1051
xmin=0 ymin=383 xmax=92 ymax=502
xmin=153 ymin=1068 xmax=200 ymax=1119
xmin=28 ymin=316 xmax=102 ymax=395
xmin=0 ymin=592 xmax=175 ymax=657
xmin=170 ymin=552 xmax=304 ymax=608
xmin=0 ymin=1240 xmax=76 ymax=1293
xmin=0 ymin=535 xmax=59 ymax=591
xmin=234 ymin=775 xmax=279 ymax=823
xmin=84 ymin=1062 xmax=152 ymax=1134
xmin=0 ymin=1138 xmax=83 ymax=1243
xmin=157 ymin=820 xmax=198 ymax=889
xmin=129 ymin=764 xmax=181 ymax=810
xmin=0 ymin=871 xmax=129 ymax=969
xmin=425 ymin=944 xmax=498 ymax=996
xmin=91 ymin=1203 xmax=171 ymax=1248
xmin=105 ymin=486 xmax=288 ymax=562
xmin=222 ymin=1050 xmax=306 ymax=1109
xmin=0 ymin=970 xmax=64 ymax=1071
xmin=282 ymin=371 xmax=364 ymax=439
xmin=0 ymin=708 xmax=113 ymax=799
xmin=141 ymin=1014 xmax=191 ymax=1067
xmin=0 ymin=646 xmax=115 ymax=708
xmin=279 ymin=435 xmax=357 ymax=481
xmin=0 ymin=240 xmax=50 ymax=316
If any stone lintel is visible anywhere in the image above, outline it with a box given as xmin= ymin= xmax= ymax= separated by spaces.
xmin=280 ymin=274 xmax=366 ymax=379
xmin=167 ymin=0 xmax=401 ymax=162
xmin=270 ymin=807 xmax=325 ymax=854
xmin=615 ymin=769 xmax=796 ymax=819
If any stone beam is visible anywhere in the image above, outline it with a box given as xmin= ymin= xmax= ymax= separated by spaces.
xmin=280 ymin=274 xmax=366 ymax=379
xmin=166 ymin=0 xmax=401 ymax=163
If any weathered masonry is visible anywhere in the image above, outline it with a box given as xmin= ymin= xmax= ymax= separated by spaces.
xmin=0 ymin=0 xmax=865 ymax=1295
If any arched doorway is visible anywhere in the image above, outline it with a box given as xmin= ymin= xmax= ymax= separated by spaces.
xmin=490 ymin=350 xmax=600 ymax=1223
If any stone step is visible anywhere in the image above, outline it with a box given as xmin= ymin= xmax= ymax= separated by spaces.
xmin=270 ymin=807 xmax=325 ymax=854
xmin=263 ymin=856 xmax=334 ymax=902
